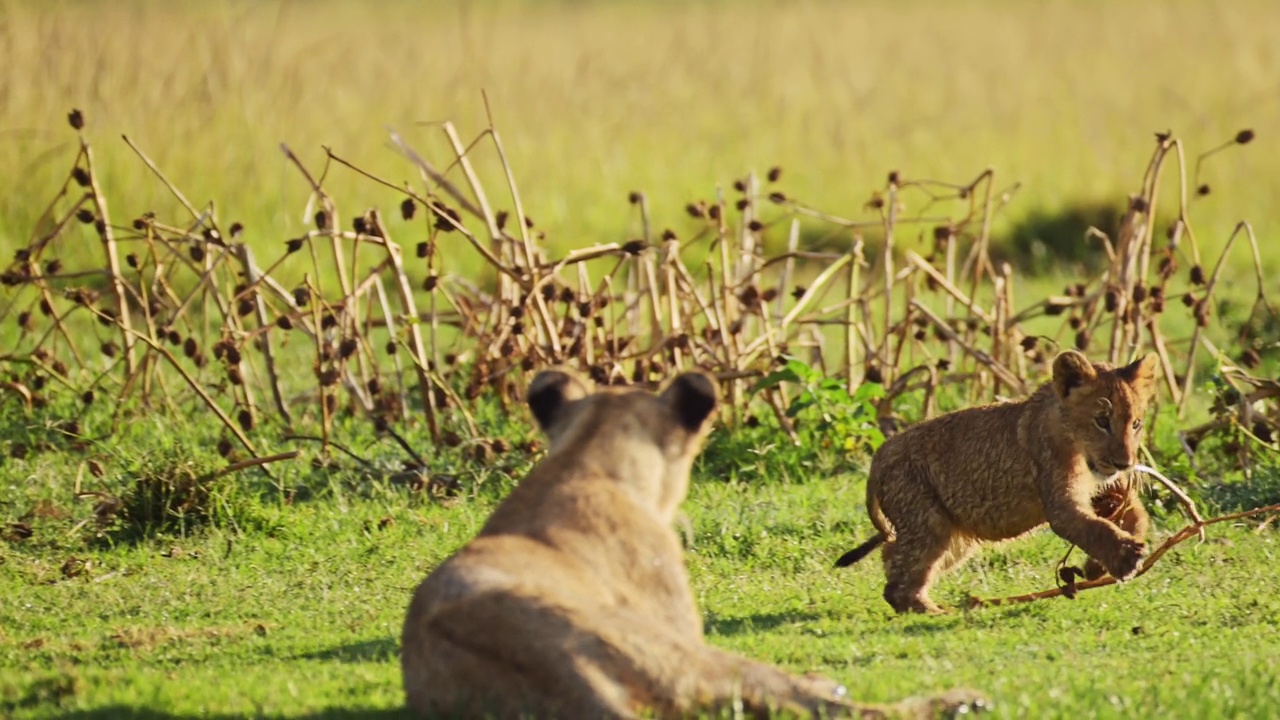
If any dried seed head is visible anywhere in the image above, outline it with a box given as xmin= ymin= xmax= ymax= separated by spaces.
xmin=733 ymin=179 xmax=747 ymax=193
xmin=1241 ymin=348 xmax=1262 ymax=369
xmin=1253 ymin=421 xmax=1273 ymax=444
xmin=864 ymin=365 xmax=884 ymax=384
xmin=126 ymin=253 xmax=139 ymax=269
xmin=1181 ymin=292 xmax=1196 ymax=308
xmin=314 ymin=210 xmax=329 ymax=230
xmin=217 ymin=438 xmax=233 ymax=457
xmin=1154 ymin=129 xmax=1172 ymax=142
xmin=183 ymin=337 xmax=197 ymax=358
xmin=734 ymin=198 xmax=749 ymax=211
xmin=523 ymin=215 xmax=535 ymax=229
xmin=39 ymin=298 xmax=53 ymax=316
xmin=868 ymin=195 xmax=885 ymax=210
xmin=1104 ymin=289 xmax=1119 ymax=313
xmin=227 ymin=366 xmax=243 ymax=385
xmin=628 ymin=191 xmax=642 ymax=204
xmin=747 ymin=219 xmax=764 ymax=232
xmin=212 ymin=341 xmax=227 ymax=360
xmin=237 ymin=299 xmax=254 ymax=317
xmin=286 ymin=238 xmax=304 ymax=253
xmin=318 ymin=368 xmax=340 ymax=386
xmin=293 ymin=286 xmax=310 ymax=306
xmin=72 ymin=167 xmax=90 ymax=187
xmin=557 ymin=286 xmax=573 ymax=303
xmin=1068 ymin=316 xmax=1083 ymax=330
xmin=238 ymin=409 xmax=253 ymax=431
xmin=495 ymin=209 xmax=509 ymax=230
xmin=422 ymin=275 xmax=439 ymax=291
xmin=16 ymin=311 xmax=31 ymax=330
xmin=708 ymin=205 xmax=721 ymax=220
xmin=416 ymin=242 xmax=430 ymax=258
xmin=1075 ymin=330 xmax=1090 ymax=350
xmin=1044 ymin=300 xmax=1067 ymax=316
xmin=768 ymin=192 xmax=786 ymax=204
xmin=225 ymin=346 xmax=242 ymax=365
xmin=767 ymin=166 xmax=782 ymax=182
xmin=761 ymin=287 xmax=778 ymax=302
xmin=1132 ymin=284 xmax=1147 ymax=303
xmin=190 ymin=245 xmax=205 ymax=262
xmin=76 ymin=209 xmax=94 ymax=224
xmin=685 ymin=202 xmax=705 ymax=219
xmin=321 ymin=313 xmax=337 ymax=330
xmin=276 ymin=315 xmax=293 ymax=330
xmin=622 ymin=239 xmax=645 ymax=255
xmin=791 ymin=285 xmax=806 ymax=300
xmin=913 ymin=329 xmax=926 ymax=341
xmin=1190 ymin=265 xmax=1205 ymax=285
xmin=352 ymin=216 xmax=368 ymax=234
xmin=887 ymin=170 xmax=900 ymax=185
xmin=68 ymin=109 xmax=84 ymax=130
xmin=1235 ymin=129 xmax=1256 ymax=145
xmin=1196 ymin=184 xmax=1211 ymax=197
xmin=1020 ymin=336 xmax=1038 ymax=351
xmin=400 ymin=197 xmax=417 ymax=221
xmin=385 ymin=340 xmax=397 ymax=355
xmin=101 ymin=341 xmax=118 ymax=358
xmin=338 ymin=338 xmax=358 ymax=359
xmin=229 ymin=222 xmax=244 ymax=238
xmin=1129 ymin=196 xmax=1148 ymax=213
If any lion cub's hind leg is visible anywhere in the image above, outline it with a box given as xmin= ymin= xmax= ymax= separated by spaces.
xmin=878 ymin=465 xmax=975 ymax=615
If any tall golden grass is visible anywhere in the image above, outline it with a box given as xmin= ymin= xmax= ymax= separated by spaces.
xmin=1 ymin=0 xmax=1277 ymax=270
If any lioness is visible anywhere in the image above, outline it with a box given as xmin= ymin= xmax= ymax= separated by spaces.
xmin=402 ymin=368 xmax=988 ymax=718
xmin=834 ymin=350 xmax=1158 ymax=614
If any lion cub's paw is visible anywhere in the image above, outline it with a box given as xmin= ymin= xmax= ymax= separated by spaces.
xmin=1107 ymin=538 xmax=1148 ymax=581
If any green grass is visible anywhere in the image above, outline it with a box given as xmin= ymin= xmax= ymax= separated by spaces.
xmin=2 ymin=391 xmax=1279 ymax=718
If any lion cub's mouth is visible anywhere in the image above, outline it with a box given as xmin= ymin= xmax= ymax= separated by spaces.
xmin=1086 ymin=459 xmax=1124 ymax=482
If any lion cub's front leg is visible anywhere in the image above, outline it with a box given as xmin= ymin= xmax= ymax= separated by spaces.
xmin=1040 ymin=473 xmax=1147 ymax=581
xmin=1081 ymin=481 xmax=1150 ymax=581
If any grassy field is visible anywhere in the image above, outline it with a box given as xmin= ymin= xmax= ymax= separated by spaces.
xmin=4 ymin=0 xmax=1280 ymax=718
xmin=1 ymin=399 xmax=1278 ymax=719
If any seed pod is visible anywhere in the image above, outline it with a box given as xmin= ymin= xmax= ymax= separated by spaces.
xmin=189 ymin=245 xmax=205 ymax=262
xmin=1241 ymin=348 xmax=1261 ymax=369
xmin=68 ymin=109 xmax=84 ymax=129
xmin=1235 ymin=129 xmax=1255 ymax=145
xmin=237 ymin=299 xmax=254 ymax=317
xmin=1104 ymin=289 xmax=1119 ymax=313
xmin=1190 ymin=265 xmax=1205 ymax=285
xmin=1020 ymin=336 xmax=1038 ymax=351
xmin=423 ymin=275 xmax=439 ymax=291
xmin=416 ymin=242 xmax=430 ymax=258
xmin=314 ymin=210 xmax=329 ymax=230
xmin=72 ymin=167 xmax=90 ymax=187
xmin=276 ymin=315 xmax=293 ymax=330
xmin=338 ymin=338 xmax=358 ymax=359
xmin=622 ymin=239 xmax=645 ymax=255
xmin=286 ymin=238 xmax=304 ymax=253
xmin=217 ymin=439 xmax=233 ymax=457
xmin=82 ymin=390 xmax=95 ymax=406
xmin=1075 ymin=330 xmax=1090 ymax=350
xmin=183 ymin=337 xmax=198 ymax=358
xmin=238 ymin=409 xmax=253 ymax=431
xmin=352 ymin=216 xmax=367 ymax=234
xmin=864 ymin=365 xmax=884 ymax=384
xmin=225 ymin=346 xmax=242 ymax=365
xmin=76 ymin=209 xmax=94 ymax=224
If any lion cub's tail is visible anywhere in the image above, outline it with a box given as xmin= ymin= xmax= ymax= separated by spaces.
xmin=832 ymin=533 xmax=885 ymax=568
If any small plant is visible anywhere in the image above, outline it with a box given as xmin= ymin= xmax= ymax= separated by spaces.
xmin=752 ymin=356 xmax=886 ymax=454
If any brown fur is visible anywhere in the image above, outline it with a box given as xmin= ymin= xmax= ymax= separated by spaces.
xmin=402 ymin=369 xmax=988 ymax=718
xmin=834 ymin=350 xmax=1159 ymax=614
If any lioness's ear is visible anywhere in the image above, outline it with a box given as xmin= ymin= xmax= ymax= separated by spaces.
xmin=661 ymin=371 xmax=718 ymax=431
xmin=1116 ymin=352 xmax=1158 ymax=389
xmin=526 ymin=369 xmax=591 ymax=431
xmin=1052 ymin=350 xmax=1097 ymax=399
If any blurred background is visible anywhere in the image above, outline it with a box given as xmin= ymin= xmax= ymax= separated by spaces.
xmin=1 ymin=0 xmax=1277 ymax=276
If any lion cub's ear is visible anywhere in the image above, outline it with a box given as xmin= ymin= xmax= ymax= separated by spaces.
xmin=1116 ymin=352 xmax=1158 ymax=390
xmin=660 ymin=371 xmax=719 ymax=431
xmin=527 ymin=369 xmax=592 ymax=432
xmin=1052 ymin=350 xmax=1098 ymax=399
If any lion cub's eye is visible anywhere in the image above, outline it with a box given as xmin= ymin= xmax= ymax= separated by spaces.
xmin=1094 ymin=415 xmax=1111 ymax=432
xmin=1132 ymin=418 xmax=1142 ymax=431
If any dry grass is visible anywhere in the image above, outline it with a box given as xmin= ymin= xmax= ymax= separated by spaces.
xmin=1 ymin=0 xmax=1278 ymax=269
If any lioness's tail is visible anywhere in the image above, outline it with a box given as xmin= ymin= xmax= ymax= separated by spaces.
xmin=832 ymin=533 xmax=885 ymax=568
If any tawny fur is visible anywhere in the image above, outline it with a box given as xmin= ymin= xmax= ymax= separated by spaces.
xmin=835 ymin=350 xmax=1159 ymax=614
xmin=402 ymin=369 xmax=988 ymax=718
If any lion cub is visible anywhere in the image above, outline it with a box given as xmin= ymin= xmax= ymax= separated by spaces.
xmin=402 ymin=368 xmax=987 ymax=718
xmin=834 ymin=350 xmax=1158 ymax=614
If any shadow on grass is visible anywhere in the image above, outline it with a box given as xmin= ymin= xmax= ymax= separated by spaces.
xmin=46 ymin=710 xmax=414 ymax=720
xmin=295 ymin=637 xmax=400 ymax=663
xmin=704 ymin=611 xmax=823 ymax=637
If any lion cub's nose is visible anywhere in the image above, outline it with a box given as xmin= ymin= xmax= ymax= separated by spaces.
xmin=1111 ymin=459 xmax=1134 ymax=471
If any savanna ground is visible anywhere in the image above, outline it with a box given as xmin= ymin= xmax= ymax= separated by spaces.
xmin=3 ymin=0 xmax=1280 ymax=717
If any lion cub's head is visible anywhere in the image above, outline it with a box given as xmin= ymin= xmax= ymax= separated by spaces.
xmin=1051 ymin=350 xmax=1159 ymax=479
xmin=525 ymin=368 xmax=719 ymax=518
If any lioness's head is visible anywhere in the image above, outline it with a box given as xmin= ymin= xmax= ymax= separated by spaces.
xmin=525 ymin=368 xmax=719 ymax=517
xmin=1052 ymin=350 xmax=1159 ymax=478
